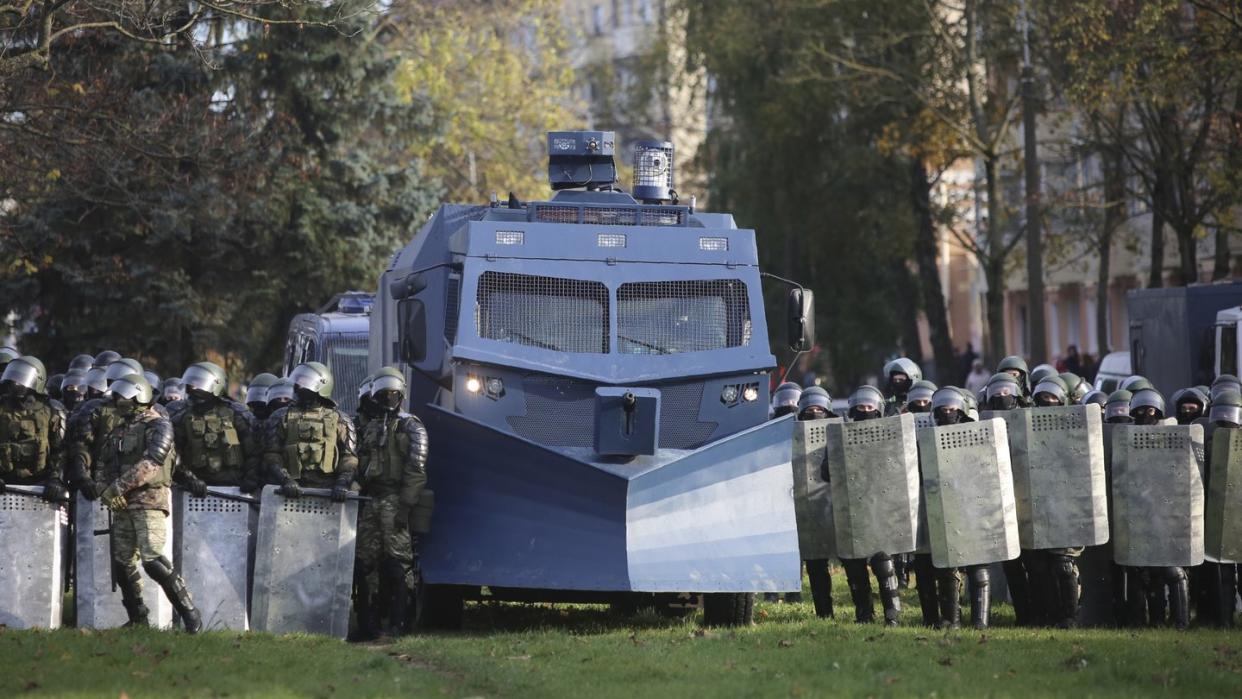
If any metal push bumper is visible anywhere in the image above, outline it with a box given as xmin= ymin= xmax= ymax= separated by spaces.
xmin=418 ymin=406 xmax=801 ymax=593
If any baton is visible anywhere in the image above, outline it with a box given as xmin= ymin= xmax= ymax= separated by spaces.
xmin=4 ymin=484 xmax=45 ymax=497
xmin=174 ymin=486 xmax=261 ymax=506
xmin=295 ymin=490 xmax=372 ymax=502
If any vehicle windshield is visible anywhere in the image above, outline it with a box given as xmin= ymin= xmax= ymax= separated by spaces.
xmin=618 ymin=280 xmax=751 ymax=355
xmin=476 ymin=271 xmax=609 ymax=353
xmin=324 ymin=337 xmax=369 ymax=413
xmin=1221 ymin=324 xmax=1238 ymax=377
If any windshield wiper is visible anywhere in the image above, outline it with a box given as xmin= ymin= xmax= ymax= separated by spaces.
xmin=619 ymin=335 xmax=675 ymax=355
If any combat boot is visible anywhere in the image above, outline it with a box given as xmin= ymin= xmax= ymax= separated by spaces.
xmin=143 ymin=556 xmax=201 ymax=634
xmin=1165 ymin=567 xmax=1190 ymax=631
xmin=1146 ymin=568 xmax=1169 ymax=627
xmin=1052 ymin=554 xmax=1080 ymax=629
xmin=872 ymin=555 xmax=901 ymax=627
xmin=936 ymin=569 xmax=961 ymax=630
xmin=383 ymin=559 xmax=411 ymax=637
xmin=1002 ymin=557 xmax=1032 ymax=626
xmin=968 ymin=566 xmax=990 ymax=630
xmin=116 ymin=563 xmax=149 ymax=628
xmin=913 ymin=555 xmax=939 ymax=627
xmin=843 ymin=559 xmax=875 ymax=623
xmin=350 ymin=570 xmax=380 ymax=641
xmin=806 ymin=559 xmax=834 ymax=619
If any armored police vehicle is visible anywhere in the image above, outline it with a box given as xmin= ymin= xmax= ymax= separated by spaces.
xmin=285 ymin=291 xmax=374 ymax=414
xmin=372 ymin=132 xmax=813 ymax=627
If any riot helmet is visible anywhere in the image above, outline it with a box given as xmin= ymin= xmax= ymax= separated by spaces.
xmin=92 ymin=350 xmax=121 ymax=369
xmin=1032 ymin=376 xmax=1069 ymax=407
xmin=1209 ymin=389 xmax=1242 ymax=428
xmin=267 ymin=378 xmax=295 ymax=412
xmin=1170 ymin=387 xmax=1209 ymax=425
xmin=1029 ymin=364 xmax=1057 ymax=387
xmin=47 ymin=373 xmax=65 ymax=400
xmin=83 ymin=367 xmax=108 ymax=398
xmin=797 ymin=386 xmax=833 ymax=421
xmin=1081 ymin=390 xmax=1108 ymax=408
xmin=932 ymin=387 xmax=966 ymax=426
xmin=1211 ymin=374 xmax=1242 ymax=402
xmin=61 ymin=370 xmax=89 ymax=403
xmin=1059 ymin=372 xmax=1089 ymax=404
xmin=104 ymin=358 xmax=144 ymax=388
xmin=143 ymin=371 xmax=161 ymax=391
xmin=771 ymin=382 xmax=803 ymax=418
xmin=181 ymin=362 xmax=228 ymax=399
xmin=0 ymin=346 xmax=20 ymax=372
xmin=1 ymin=356 xmax=48 ymax=398
xmin=883 ymin=357 xmax=922 ymax=399
xmin=110 ymin=373 xmax=154 ymax=412
xmin=847 ymin=385 xmax=885 ymax=421
xmin=958 ymin=387 xmax=979 ymax=422
xmin=371 ymin=367 xmax=407 ymax=411
xmin=246 ymin=373 xmax=278 ymax=407
xmin=289 ymin=362 xmax=334 ymax=404
xmin=984 ymin=373 xmax=1022 ymax=411
xmin=996 ymin=355 xmax=1031 ymax=395
xmin=1105 ymin=390 xmax=1134 ymax=423
xmin=1129 ymin=388 xmax=1166 ymax=425
xmin=905 ymin=380 xmax=937 ymax=413
xmin=160 ymin=377 xmax=185 ymax=404
xmin=68 ymin=353 xmax=94 ymax=373
xmin=1120 ymin=375 xmax=1153 ymax=393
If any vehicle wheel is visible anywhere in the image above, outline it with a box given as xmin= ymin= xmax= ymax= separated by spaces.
xmin=701 ymin=592 xmax=754 ymax=627
xmin=414 ymin=583 xmax=464 ymax=631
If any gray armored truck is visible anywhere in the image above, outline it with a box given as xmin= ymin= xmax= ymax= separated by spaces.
xmin=371 ymin=132 xmax=814 ymax=628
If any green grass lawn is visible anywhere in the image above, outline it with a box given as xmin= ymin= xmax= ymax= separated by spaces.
xmin=3 ymin=584 xmax=1240 ymax=698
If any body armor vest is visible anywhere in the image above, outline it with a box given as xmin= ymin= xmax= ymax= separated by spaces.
xmin=361 ymin=414 xmax=409 ymax=493
xmin=102 ymin=414 xmax=174 ymax=489
xmin=0 ymin=399 xmax=51 ymax=478
xmin=92 ymin=403 xmax=125 ymax=463
xmin=183 ymin=403 xmax=243 ymax=478
xmin=281 ymin=406 xmax=339 ymax=479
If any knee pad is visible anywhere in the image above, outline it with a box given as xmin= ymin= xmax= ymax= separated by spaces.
xmin=1052 ymin=555 xmax=1077 ymax=578
xmin=141 ymin=555 xmax=175 ymax=582
xmin=1164 ymin=567 xmax=1188 ymax=584
xmin=970 ymin=567 xmax=990 ymax=589
xmin=871 ymin=553 xmax=896 ymax=578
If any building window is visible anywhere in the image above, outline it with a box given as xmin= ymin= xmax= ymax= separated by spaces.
xmin=1016 ymin=305 xmax=1029 ymax=357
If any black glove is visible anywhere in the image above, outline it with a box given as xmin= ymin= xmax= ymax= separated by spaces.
xmin=330 ymin=483 xmax=350 ymax=502
xmin=238 ymin=475 xmax=261 ymax=495
xmin=43 ymin=481 xmax=70 ymax=503
xmin=185 ymin=475 xmax=208 ymax=498
xmin=278 ymin=479 xmax=302 ymax=498
xmin=0 ymin=478 xmax=5 ymax=494
xmin=79 ymin=478 xmax=100 ymax=501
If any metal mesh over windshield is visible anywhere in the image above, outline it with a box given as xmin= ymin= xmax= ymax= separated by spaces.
xmin=476 ymin=272 xmax=610 ymax=353
xmin=324 ymin=337 xmax=369 ymax=414
xmin=617 ymin=280 xmax=751 ymax=355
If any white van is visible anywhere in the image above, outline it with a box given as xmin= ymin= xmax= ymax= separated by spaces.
xmin=1094 ymin=351 xmax=1131 ymax=394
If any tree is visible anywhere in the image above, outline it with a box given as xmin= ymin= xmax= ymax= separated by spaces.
xmin=390 ymin=0 xmax=583 ymax=205
xmin=0 ymin=2 xmax=440 ymax=377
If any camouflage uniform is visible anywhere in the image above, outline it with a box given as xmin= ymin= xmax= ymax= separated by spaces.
xmin=65 ymin=397 xmax=126 ymax=493
xmin=0 ymin=393 xmax=67 ymax=495
xmin=99 ymin=401 xmax=200 ymax=630
xmin=355 ymin=412 xmax=429 ymax=588
xmin=172 ymin=398 xmax=260 ymax=491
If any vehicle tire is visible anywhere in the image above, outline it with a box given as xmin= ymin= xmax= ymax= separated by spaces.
xmin=414 ymin=583 xmax=464 ymax=631
xmin=701 ymin=592 xmax=754 ymax=627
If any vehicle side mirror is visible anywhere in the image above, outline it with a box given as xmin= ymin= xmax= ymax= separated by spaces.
xmin=390 ymin=272 xmax=428 ymax=300
xmin=787 ymin=288 xmax=815 ymax=352
xmin=397 ymin=299 xmax=427 ymax=363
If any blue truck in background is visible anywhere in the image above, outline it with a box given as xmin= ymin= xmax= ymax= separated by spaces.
xmin=285 ymin=291 xmax=374 ymax=415
xmin=370 ymin=132 xmax=815 ymax=627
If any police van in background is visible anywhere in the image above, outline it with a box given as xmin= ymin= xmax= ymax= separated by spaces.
xmin=284 ymin=291 xmax=374 ymax=414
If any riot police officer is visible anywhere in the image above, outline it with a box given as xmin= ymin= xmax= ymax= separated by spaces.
xmin=839 ymin=386 xmax=902 ymax=626
xmin=266 ymin=378 xmax=295 ymax=416
xmin=797 ymin=387 xmax=834 ymax=619
xmin=997 ymin=355 xmax=1033 ymax=404
xmin=92 ymin=350 xmax=121 ymax=369
xmin=81 ymin=368 xmax=108 ymax=402
xmin=354 ymin=374 xmax=379 ymax=435
xmin=159 ymin=378 xmax=185 ymax=406
xmin=352 ymin=367 xmax=429 ymax=637
xmin=96 ymin=373 xmax=201 ymax=632
xmin=1082 ymin=390 xmax=1107 ymax=409
xmin=1033 ymin=376 xmax=1070 ymax=407
xmin=172 ymin=362 xmax=260 ymax=495
xmin=1127 ymin=388 xmax=1190 ymax=629
xmin=1201 ymin=389 xmax=1240 ymax=628
xmin=67 ymin=354 xmax=94 ymax=374
xmin=904 ymin=380 xmax=937 ymax=413
xmin=1170 ymin=387 xmax=1209 ymax=425
xmin=245 ymin=373 xmax=278 ymax=422
xmin=68 ymin=366 xmax=138 ymax=496
xmin=1211 ymin=374 xmax=1241 ymax=402
xmin=1121 ymin=375 xmax=1154 ymax=393
xmin=0 ymin=346 xmax=20 ymax=375
xmin=882 ymin=358 xmax=921 ymax=416
xmin=264 ymin=362 xmax=357 ymax=499
xmin=1105 ymin=390 xmax=1134 ymax=424
xmin=0 ymin=356 xmax=69 ymax=503
xmin=770 ymin=382 xmax=802 ymax=419
xmin=1029 ymin=364 xmax=1058 ymax=388
xmin=47 ymin=373 xmax=64 ymax=403
xmin=929 ymin=387 xmax=991 ymax=629
xmin=60 ymin=370 xmax=89 ymax=414
xmin=1059 ymin=373 xmax=1091 ymax=405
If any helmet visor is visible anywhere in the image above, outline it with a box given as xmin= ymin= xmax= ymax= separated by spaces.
xmin=182 ymin=365 xmax=222 ymax=395
xmin=1 ymin=361 xmax=41 ymax=391
xmin=371 ymin=374 xmax=405 ymax=396
xmin=111 ymin=376 xmax=151 ymax=403
xmin=1210 ymin=404 xmax=1241 ymax=426
xmin=267 ymin=382 xmax=295 ymax=403
xmin=772 ymin=386 xmax=802 ymax=410
xmin=246 ymin=384 xmax=269 ymax=404
xmin=289 ymin=365 xmax=329 ymax=395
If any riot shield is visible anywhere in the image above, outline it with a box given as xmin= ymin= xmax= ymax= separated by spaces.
xmin=913 ymin=413 xmax=936 ymax=554
xmin=825 ymin=413 xmax=919 ymax=559
xmin=0 ymin=487 xmax=67 ymax=629
xmin=917 ymin=418 xmax=1020 ymax=568
xmin=74 ymin=494 xmax=174 ymax=628
xmin=1205 ymin=426 xmax=1242 ymax=563
xmin=982 ymin=406 xmax=1108 ymax=549
xmin=792 ymin=418 xmax=838 ymax=561
xmin=173 ymin=487 xmax=258 ymax=631
xmin=251 ymin=486 xmax=359 ymax=638
xmin=1110 ymin=424 xmax=1205 ymax=567
xmin=912 ymin=413 xmax=936 ymax=431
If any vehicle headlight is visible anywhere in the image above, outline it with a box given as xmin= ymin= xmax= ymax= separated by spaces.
xmin=465 ymin=376 xmax=482 ymax=393
xmin=720 ymin=385 xmax=739 ymax=404
xmin=485 ymin=377 xmax=505 ymax=397
xmin=742 ymin=385 xmax=760 ymax=402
